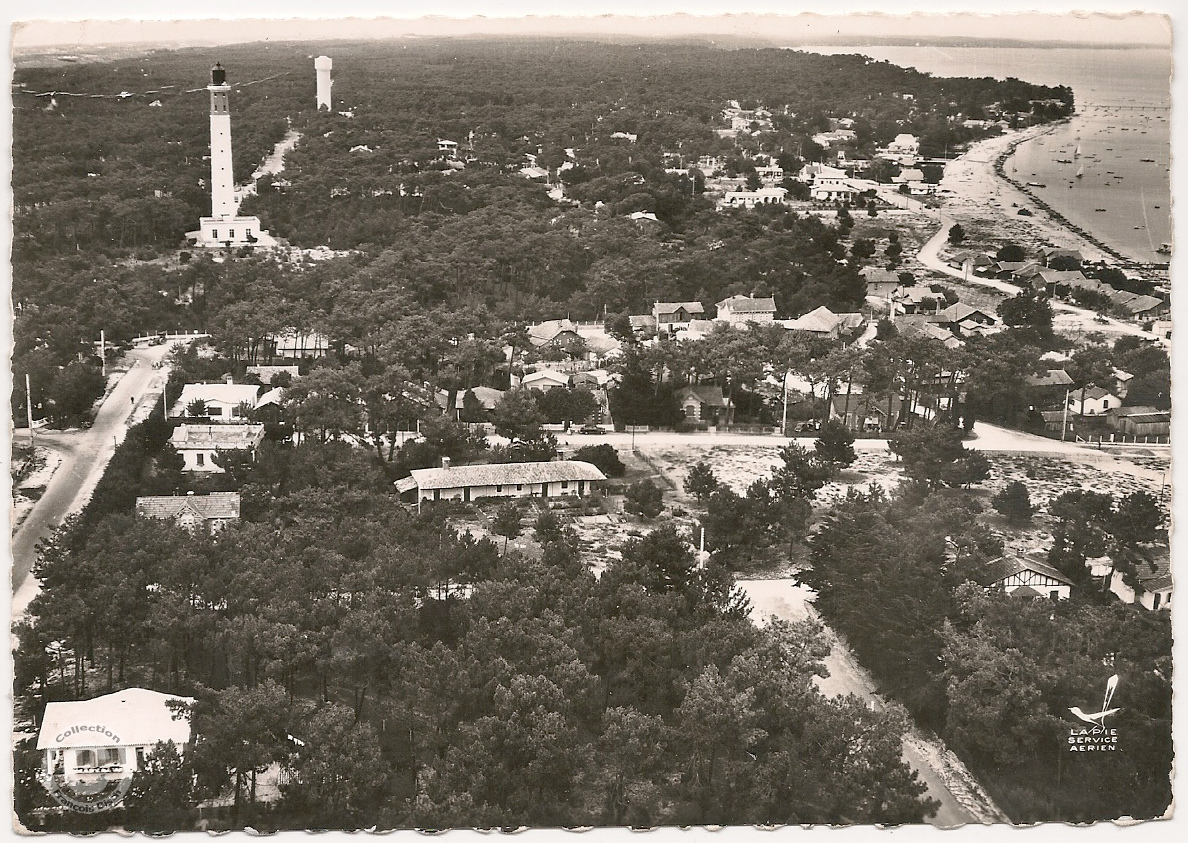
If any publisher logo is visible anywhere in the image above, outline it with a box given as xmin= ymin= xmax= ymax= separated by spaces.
xmin=41 ymin=724 xmax=134 ymax=813
xmin=1067 ymin=674 xmax=1121 ymax=753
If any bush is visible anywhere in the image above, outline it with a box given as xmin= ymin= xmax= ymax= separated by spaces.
xmin=571 ymin=443 xmax=626 ymax=477
xmin=624 ymin=478 xmax=664 ymax=519
xmin=992 ymin=480 xmax=1033 ymax=523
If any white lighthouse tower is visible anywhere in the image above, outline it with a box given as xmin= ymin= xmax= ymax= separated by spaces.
xmin=192 ymin=62 xmax=271 ymax=248
xmin=315 ymin=56 xmax=333 ymax=110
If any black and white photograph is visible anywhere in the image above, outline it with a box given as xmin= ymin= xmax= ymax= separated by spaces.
xmin=4 ymin=1 xmax=1178 ymax=834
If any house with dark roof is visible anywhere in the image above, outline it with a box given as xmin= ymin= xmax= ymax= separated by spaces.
xmin=930 ymin=303 xmax=998 ymax=336
xmin=716 ymin=294 xmax=776 ymax=324
xmin=396 ymin=459 xmax=606 ymax=506
xmin=976 ymin=555 xmax=1073 ymax=600
xmin=135 ymin=492 xmax=241 ymax=533
xmin=1110 ymin=555 xmax=1172 ymax=611
xmin=652 ymin=301 xmax=706 ymax=332
xmin=527 ymin=320 xmax=585 ymax=353
xmin=676 ymin=384 xmax=734 ymax=425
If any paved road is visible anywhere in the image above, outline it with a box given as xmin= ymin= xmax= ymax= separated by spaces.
xmin=10 ymin=343 xmax=176 ymax=617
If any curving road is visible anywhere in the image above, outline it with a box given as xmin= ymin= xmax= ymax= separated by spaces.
xmin=9 ymin=342 xmax=180 ymax=618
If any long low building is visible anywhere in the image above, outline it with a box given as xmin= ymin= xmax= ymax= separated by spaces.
xmin=396 ymin=459 xmax=606 ymax=505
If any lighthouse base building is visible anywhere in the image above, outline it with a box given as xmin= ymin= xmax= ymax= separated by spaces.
xmin=192 ymin=214 xmax=274 ymax=248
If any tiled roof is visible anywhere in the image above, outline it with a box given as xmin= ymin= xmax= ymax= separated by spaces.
xmin=718 ymin=295 xmax=776 ymax=313
xmin=136 ymin=492 xmax=241 ymax=521
xmin=934 ymin=303 xmax=994 ymax=324
xmin=408 ymin=460 xmax=606 ymax=491
xmin=977 ymin=556 xmax=1073 ymax=588
xmin=1073 ymin=386 xmax=1116 ymax=401
xmin=676 ymin=384 xmax=730 ymax=408
xmin=38 ymin=688 xmax=195 ymax=751
xmin=1026 ymin=369 xmax=1074 ymax=387
xmin=654 ymin=301 xmax=705 ymax=315
xmin=522 ymin=370 xmax=570 ymax=386
xmin=170 ymin=424 xmax=265 ymax=449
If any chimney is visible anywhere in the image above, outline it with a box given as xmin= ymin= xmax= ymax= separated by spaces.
xmin=441 ymin=456 xmax=451 ymax=470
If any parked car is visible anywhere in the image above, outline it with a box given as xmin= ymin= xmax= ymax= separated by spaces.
xmin=579 ymin=423 xmax=605 ymax=434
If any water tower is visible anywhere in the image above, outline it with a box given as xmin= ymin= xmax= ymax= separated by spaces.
xmin=315 ymin=56 xmax=333 ymax=110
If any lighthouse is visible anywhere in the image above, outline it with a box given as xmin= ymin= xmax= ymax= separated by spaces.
xmin=191 ymin=62 xmax=272 ymax=248
xmin=315 ymin=56 xmax=332 ymax=110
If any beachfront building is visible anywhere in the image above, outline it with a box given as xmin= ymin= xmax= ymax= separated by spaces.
xmin=38 ymin=688 xmax=195 ymax=797
xmin=397 ymin=459 xmax=606 ymax=505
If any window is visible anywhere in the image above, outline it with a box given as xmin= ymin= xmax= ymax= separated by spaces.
xmin=561 ymin=480 xmax=569 ymax=489
xmin=211 ymin=230 xmax=218 ymax=239
xmin=496 ymin=485 xmax=502 ymax=492
xmin=75 ymin=749 xmax=96 ymax=768
xmin=516 ymin=484 xmax=522 ymax=491
xmin=136 ymin=747 xmax=146 ymax=768
xmin=100 ymin=748 xmax=121 ymax=766
xmin=229 ymin=229 xmax=235 ymax=239
xmin=1050 ymin=590 xmax=1060 ymax=600
xmin=196 ymin=453 xmax=205 ymax=466
xmin=1153 ymin=593 xmax=1162 ymax=610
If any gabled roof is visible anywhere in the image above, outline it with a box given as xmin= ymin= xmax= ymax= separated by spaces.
xmin=1038 ymin=269 xmax=1087 ymax=285
xmin=175 ymin=382 xmax=260 ymax=410
xmin=977 ymin=556 xmax=1074 ymax=588
xmin=1116 ymin=294 xmax=1164 ymax=314
xmin=1073 ymin=386 xmax=1117 ymax=402
xmin=136 ymin=492 xmax=241 ymax=521
xmin=860 ymin=266 xmax=901 ymax=286
xmin=38 ymin=688 xmax=195 ymax=750
xmin=718 ymin=294 xmax=776 ymax=314
xmin=408 ymin=460 xmax=606 ymax=491
xmin=934 ymin=303 xmax=995 ymax=324
xmin=170 ymin=424 xmax=265 ymax=450
xmin=676 ymin=384 xmax=730 ymax=407
xmin=522 ymin=369 xmax=570 ymax=386
xmin=786 ymin=305 xmax=842 ymax=334
xmin=1108 ymin=404 xmax=1158 ymax=417
xmin=1120 ymin=411 xmax=1171 ymax=424
xmin=1026 ymin=369 xmax=1074 ymax=387
xmin=527 ymin=320 xmax=580 ymax=345
xmin=654 ymin=301 xmax=705 ymax=316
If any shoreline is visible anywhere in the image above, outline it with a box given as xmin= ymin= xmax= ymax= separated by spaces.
xmin=935 ymin=123 xmax=1149 ymax=270
xmin=992 ymin=120 xmax=1167 ymax=269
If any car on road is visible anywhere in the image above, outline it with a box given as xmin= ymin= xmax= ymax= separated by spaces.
xmin=579 ymin=423 xmax=605 ymax=434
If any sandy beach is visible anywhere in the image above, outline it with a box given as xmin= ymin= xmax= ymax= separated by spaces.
xmin=936 ymin=123 xmax=1117 ymax=264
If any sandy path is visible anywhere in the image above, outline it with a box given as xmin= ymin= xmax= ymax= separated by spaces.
xmin=741 ymin=578 xmax=1008 ymax=826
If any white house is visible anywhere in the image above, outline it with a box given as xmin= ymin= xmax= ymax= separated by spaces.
xmin=172 ymin=380 xmax=261 ymax=422
xmin=716 ymin=294 xmax=776 ymax=324
xmin=271 ymin=330 xmax=329 ymax=360
xmin=976 ymin=556 xmax=1073 ymax=600
xmin=135 ymin=491 xmax=241 ymax=533
xmin=38 ymin=688 xmax=194 ymax=795
xmin=520 ymin=369 xmax=571 ymax=392
xmin=170 ymin=424 xmax=265 ymax=472
xmin=1068 ymin=386 xmax=1119 ymax=416
xmin=883 ymin=133 xmax=920 ymax=164
xmin=396 ymin=459 xmax=606 ymax=505
xmin=800 ymin=164 xmax=858 ymax=201
xmin=718 ymin=187 xmax=787 ymax=209
xmin=1109 ymin=560 xmax=1171 ymax=611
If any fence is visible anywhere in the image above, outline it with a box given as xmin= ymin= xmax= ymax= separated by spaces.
xmin=1076 ymin=433 xmax=1170 ymax=446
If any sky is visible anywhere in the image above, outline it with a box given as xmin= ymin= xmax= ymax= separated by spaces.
xmin=6 ymin=2 xmax=1175 ymax=50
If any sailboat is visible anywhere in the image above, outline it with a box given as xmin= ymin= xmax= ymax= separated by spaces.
xmin=1075 ymin=163 xmax=1084 ymax=179
xmin=1074 ymin=143 xmax=1081 ymax=158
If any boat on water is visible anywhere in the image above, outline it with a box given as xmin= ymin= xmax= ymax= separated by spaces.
xmin=1026 ymin=182 xmax=1046 ymax=188
xmin=1076 ymin=164 xmax=1084 ymax=179
xmin=1157 ymin=243 xmax=1171 ymax=254
xmin=1056 ymin=158 xmax=1072 ymax=164
xmin=1141 ymin=158 xmax=1156 ymax=163
xmin=1095 ymin=208 xmax=1107 ymax=212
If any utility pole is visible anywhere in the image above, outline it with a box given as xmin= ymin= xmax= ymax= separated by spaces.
xmin=100 ymin=330 xmax=106 ymax=377
xmin=1061 ymin=388 xmax=1071 ymax=441
xmin=25 ymin=373 xmax=35 ymax=445
xmin=781 ymin=369 xmax=790 ymax=435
